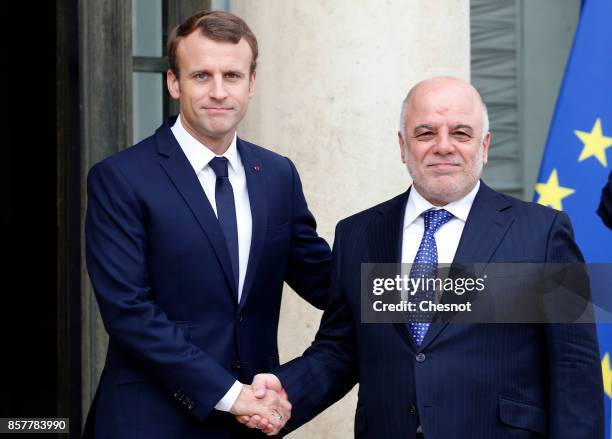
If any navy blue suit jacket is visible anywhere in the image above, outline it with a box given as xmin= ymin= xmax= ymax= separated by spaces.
xmin=277 ymin=182 xmax=604 ymax=438
xmin=84 ymin=118 xmax=331 ymax=438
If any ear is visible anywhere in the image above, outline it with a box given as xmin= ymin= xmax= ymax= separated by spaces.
xmin=481 ymin=131 xmax=491 ymax=165
xmin=248 ymin=70 xmax=257 ymax=99
xmin=398 ymin=131 xmax=407 ymax=163
xmin=167 ymin=69 xmax=180 ymax=100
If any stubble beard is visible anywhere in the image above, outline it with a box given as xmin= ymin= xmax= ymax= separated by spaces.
xmin=406 ymin=147 xmax=484 ymax=205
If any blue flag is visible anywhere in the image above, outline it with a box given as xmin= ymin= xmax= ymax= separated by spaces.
xmin=534 ymin=0 xmax=612 ymax=435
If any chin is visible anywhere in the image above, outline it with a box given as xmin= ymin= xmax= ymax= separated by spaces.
xmin=202 ymin=124 xmax=233 ymax=137
xmin=421 ymin=179 xmax=474 ymax=205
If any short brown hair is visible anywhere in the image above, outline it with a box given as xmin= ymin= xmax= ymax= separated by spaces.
xmin=167 ymin=10 xmax=258 ymax=78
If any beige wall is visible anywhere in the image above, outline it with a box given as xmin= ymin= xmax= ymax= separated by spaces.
xmin=230 ymin=1 xmax=470 ymax=437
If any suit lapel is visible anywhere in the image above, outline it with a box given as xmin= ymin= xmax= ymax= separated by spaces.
xmin=366 ymin=191 xmax=407 ymax=265
xmin=419 ymin=181 xmax=514 ymax=349
xmin=452 ymin=182 xmax=514 ymax=265
xmin=155 ymin=120 xmax=238 ymax=300
xmin=366 ymin=190 xmax=418 ymax=352
xmin=237 ymin=139 xmax=267 ymax=308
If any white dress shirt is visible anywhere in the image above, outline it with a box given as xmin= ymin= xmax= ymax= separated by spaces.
xmin=401 ymin=181 xmax=480 ymax=265
xmin=402 ymin=182 xmax=479 ymax=433
xmin=171 ymin=115 xmax=249 ymax=412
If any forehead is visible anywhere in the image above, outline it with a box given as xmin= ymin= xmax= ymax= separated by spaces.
xmin=176 ymin=32 xmax=252 ymax=71
xmin=407 ymin=82 xmax=482 ymax=126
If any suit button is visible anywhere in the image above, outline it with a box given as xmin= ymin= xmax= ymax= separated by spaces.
xmin=409 ymin=404 xmax=417 ymax=415
xmin=415 ymin=353 xmax=426 ymax=363
xmin=233 ymin=360 xmax=241 ymax=370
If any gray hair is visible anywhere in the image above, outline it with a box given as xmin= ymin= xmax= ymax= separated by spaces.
xmin=399 ymin=90 xmax=490 ymax=142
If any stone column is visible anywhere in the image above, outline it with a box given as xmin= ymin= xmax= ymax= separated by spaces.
xmin=79 ymin=0 xmax=133 ymax=426
xmin=229 ymin=1 xmax=470 ymax=437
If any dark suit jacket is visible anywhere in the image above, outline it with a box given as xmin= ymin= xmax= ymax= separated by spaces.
xmin=277 ymin=182 xmax=604 ymax=438
xmin=84 ymin=118 xmax=331 ymax=438
xmin=597 ymin=170 xmax=612 ymax=229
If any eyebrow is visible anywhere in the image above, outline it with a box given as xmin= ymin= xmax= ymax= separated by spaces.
xmin=453 ymin=124 xmax=474 ymax=131
xmin=412 ymin=123 xmax=475 ymax=136
xmin=188 ymin=68 xmax=247 ymax=76
xmin=413 ymin=124 xmax=435 ymax=134
xmin=188 ymin=69 xmax=210 ymax=76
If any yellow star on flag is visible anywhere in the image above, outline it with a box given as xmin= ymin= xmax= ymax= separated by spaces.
xmin=535 ymin=169 xmax=576 ymax=211
xmin=574 ymin=118 xmax=612 ymax=167
xmin=603 ymin=352 xmax=611 ymax=399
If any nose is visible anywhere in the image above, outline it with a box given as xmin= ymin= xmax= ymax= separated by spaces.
xmin=209 ymin=75 xmax=228 ymax=100
xmin=432 ymin=130 xmax=454 ymax=155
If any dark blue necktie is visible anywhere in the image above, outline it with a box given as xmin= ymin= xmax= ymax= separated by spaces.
xmin=409 ymin=208 xmax=453 ymax=346
xmin=208 ymin=157 xmax=239 ymax=291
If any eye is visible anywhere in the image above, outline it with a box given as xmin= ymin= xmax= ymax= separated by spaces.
xmin=416 ymin=132 xmax=435 ymax=141
xmin=225 ymin=72 xmax=242 ymax=81
xmin=193 ymin=72 xmax=208 ymax=81
xmin=452 ymin=131 xmax=472 ymax=141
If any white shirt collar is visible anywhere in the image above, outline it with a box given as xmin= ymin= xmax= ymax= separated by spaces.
xmin=171 ymin=114 xmax=239 ymax=174
xmin=404 ymin=180 xmax=480 ymax=229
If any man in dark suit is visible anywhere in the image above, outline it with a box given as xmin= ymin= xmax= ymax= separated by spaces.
xmin=243 ymin=77 xmax=604 ymax=438
xmin=84 ymin=11 xmax=330 ymax=438
xmin=597 ymin=171 xmax=612 ymax=229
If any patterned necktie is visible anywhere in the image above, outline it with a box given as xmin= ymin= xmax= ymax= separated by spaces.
xmin=208 ymin=157 xmax=239 ymax=291
xmin=409 ymin=208 xmax=453 ymax=346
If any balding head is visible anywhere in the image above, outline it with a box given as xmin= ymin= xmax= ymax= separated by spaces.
xmin=397 ymin=76 xmax=491 ymax=206
xmin=400 ymin=77 xmax=489 ymax=140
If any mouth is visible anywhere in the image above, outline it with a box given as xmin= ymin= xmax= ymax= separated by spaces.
xmin=203 ymin=107 xmax=233 ymax=114
xmin=427 ymin=163 xmax=460 ymax=170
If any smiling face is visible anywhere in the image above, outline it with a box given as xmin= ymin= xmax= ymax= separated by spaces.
xmin=167 ymin=32 xmax=255 ymax=153
xmin=398 ymin=77 xmax=490 ymax=206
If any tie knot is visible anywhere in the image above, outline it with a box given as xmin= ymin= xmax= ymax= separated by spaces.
xmin=422 ymin=208 xmax=453 ymax=234
xmin=209 ymin=157 xmax=229 ymax=178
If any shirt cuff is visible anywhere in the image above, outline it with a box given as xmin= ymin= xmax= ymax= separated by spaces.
xmin=214 ymin=380 xmax=243 ymax=412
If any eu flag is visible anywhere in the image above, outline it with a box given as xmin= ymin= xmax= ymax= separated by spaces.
xmin=534 ymin=0 xmax=612 ymax=435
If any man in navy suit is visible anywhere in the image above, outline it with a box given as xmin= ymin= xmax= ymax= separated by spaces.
xmin=244 ymin=77 xmax=604 ymax=438
xmin=84 ymin=11 xmax=331 ymax=438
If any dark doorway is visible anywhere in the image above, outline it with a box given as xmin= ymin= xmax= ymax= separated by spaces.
xmin=3 ymin=0 xmax=59 ymax=420
xmin=3 ymin=0 xmax=81 ymax=436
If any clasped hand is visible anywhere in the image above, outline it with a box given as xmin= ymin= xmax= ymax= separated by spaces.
xmin=230 ymin=374 xmax=290 ymax=436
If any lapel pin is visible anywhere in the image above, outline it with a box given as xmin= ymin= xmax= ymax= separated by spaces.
xmin=253 ymin=165 xmax=261 ymax=172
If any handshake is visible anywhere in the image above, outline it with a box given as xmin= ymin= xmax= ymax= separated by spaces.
xmin=230 ymin=374 xmax=290 ymax=436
